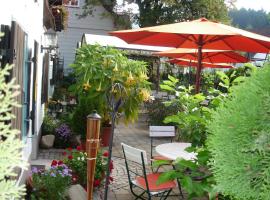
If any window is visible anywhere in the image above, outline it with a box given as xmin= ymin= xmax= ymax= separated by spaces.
xmin=63 ymin=0 xmax=79 ymax=7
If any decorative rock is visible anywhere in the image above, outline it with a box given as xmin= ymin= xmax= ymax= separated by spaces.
xmin=40 ymin=135 xmax=55 ymax=148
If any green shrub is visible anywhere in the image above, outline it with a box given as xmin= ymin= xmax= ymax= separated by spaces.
xmin=207 ymin=64 xmax=270 ymax=200
xmin=70 ymin=95 xmax=100 ymax=139
xmin=145 ymin=99 xmax=179 ymax=126
xmin=0 ymin=64 xmax=27 ymax=199
xmin=42 ymin=114 xmax=58 ymax=135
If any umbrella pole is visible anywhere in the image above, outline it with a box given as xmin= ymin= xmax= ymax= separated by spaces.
xmin=195 ymin=35 xmax=203 ymax=93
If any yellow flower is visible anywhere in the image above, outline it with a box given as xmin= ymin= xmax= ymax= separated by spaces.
xmin=83 ymin=83 xmax=91 ymax=91
xmin=125 ymin=72 xmax=136 ymax=86
xmin=139 ymin=72 xmax=148 ymax=80
xmin=96 ymin=82 xmax=102 ymax=91
xmin=113 ymin=64 xmax=118 ymax=72
xmin=140 ymin=89 xmax=150 ymax=102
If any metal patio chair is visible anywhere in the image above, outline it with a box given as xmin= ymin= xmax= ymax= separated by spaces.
xmin=121 ymin=143 xmax=176 ymax=200
xmin=149 ymin=126 xmax=175 ymax=171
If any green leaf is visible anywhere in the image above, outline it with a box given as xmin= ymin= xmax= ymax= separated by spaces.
xmin=168 ymin=75 xmax=179 ymax=84
xmin=152 ymin=160 xmax=171 ymax=168
xmin=160 ymin=84 xmax=175 ymax=92
xmin=162 ymin=80 xmax=175 ymax=87
xmin=175 ymin=159 xmax=197 ymax=170
xmin=181 ymin=176 xmax=193 ymax=193
xmin=156 ymin=171 xmax=176 ymax=185
xmin=232 ymin=76 xmax=246 ymax=85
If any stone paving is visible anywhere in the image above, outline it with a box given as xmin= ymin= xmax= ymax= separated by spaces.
xmin=32 ymin=114 xmax=185 ymax=199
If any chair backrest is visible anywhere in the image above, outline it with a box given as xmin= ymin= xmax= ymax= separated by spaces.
xmin=121 ymin=143 xmax=148 ymax=166
xmin=149 ymin=126 xmax=175 ymax=137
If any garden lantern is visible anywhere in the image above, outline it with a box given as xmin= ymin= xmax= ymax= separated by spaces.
xmin=86 ymin=111 xmax=101 ymax=200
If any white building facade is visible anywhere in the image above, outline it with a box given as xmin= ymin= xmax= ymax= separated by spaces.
xmin=57 ymin=0 xmax=116 ymax=72
xmin=0 ymin=0 xmax=57 ymax=184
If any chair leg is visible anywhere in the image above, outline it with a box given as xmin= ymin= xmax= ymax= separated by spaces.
xmin=162 ymin=189 xmax=172 ymax=200
xmin=134 ymin=191 xmax=146 ymax=200
xmin=131 ymin=185 xmax=146 ymax=200
xmin=172 ymin=165 xmax=184 ymax=198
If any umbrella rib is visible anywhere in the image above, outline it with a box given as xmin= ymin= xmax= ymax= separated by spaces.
xmin=176 ymin=35 xmax=196 ymax=48
xmin=223 ymin=51 xmax=248 ymax=62
xmin=219 ymin=39 xmax=235 ymax=50
xmin=205 ymin=35 xmax=234 ymax=44
xmin=250 ymin=39 xmax=270 ymax=52
xmin=203 ymin=52 xmax=220 ymax=62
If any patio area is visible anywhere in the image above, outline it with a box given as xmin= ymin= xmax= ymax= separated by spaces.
xmin=32 ymin=113 xmax=187 ymax=199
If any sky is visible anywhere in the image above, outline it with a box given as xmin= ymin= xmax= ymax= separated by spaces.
xmin=235 ymin=0 xmax=270 ymax=12
xmin=116 ymin=0 xmax=270 ymax=15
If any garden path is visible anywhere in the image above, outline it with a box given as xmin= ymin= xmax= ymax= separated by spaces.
xmin=32 ymin=113 xmax=185 ymax=199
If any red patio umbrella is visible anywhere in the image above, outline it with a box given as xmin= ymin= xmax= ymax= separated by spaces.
xmin=154 ymin=48 xmax=249 ymax=63
xmin=169 ymin=58 xmax=233 ymax=69
xmin=110 ymin=18 xmax=270 ymax=93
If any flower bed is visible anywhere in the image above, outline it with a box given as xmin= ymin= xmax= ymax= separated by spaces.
xmin=28 ymin=146 xmax=114 ymax=199
xmin=62 ymin=146 xmax=114 ymax=189
xmin=30 ymin=161 xmax=72 ymax=199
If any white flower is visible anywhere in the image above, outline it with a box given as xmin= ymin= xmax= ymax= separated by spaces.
xmin=77 ymin=157 xmax=81 ymax=161
xmin=192 ymin=107 xmax=198 ymax=112
xmin=81 ymin=157 xmax=85 ymax=161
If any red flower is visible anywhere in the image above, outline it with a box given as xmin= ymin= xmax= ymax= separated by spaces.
xmin=72 ymin=174 xmax=78 ymax=183
xmin=76 ymin=146 xmax=82 ymax=151
xmin=103 ymin=151 xmax=109 ymax=157
xmin=109 ymin=176 xmax=114 ymax=182
xmin=68 ymin=155 xmax=73 ymax=160
xmin=51 ymin=160 xmax=58 ymax=166
xmin=58 ymin=160 xmax=63 ymax=165
xmin=93 ymin=179 xmax=100 ymax=187
xmin=109 ymin=161 xmax=114 ymax=171
xmin=62 ymin=152 xmax=67 ymax=156
xmin=67 ymin=147 xmax=73 ymax=151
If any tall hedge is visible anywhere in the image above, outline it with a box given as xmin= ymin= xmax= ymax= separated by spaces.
xmin=207 ymin=64 xmax=270 ymax=200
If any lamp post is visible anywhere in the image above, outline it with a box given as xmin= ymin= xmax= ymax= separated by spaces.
xmin=86 ymin=111 xmax=101 ymax=200
xmin=41 ymin=29 xmax=58 ymax=53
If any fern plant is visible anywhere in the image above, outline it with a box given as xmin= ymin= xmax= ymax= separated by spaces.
xmin=207 ymin=63 xmax=270 ymax=200
xmin=0 ymin=64 xmax=28 ymax=199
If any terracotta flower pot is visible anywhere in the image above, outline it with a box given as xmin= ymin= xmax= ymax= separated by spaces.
xmin=100 ymin=126 xmax=112 ymax=147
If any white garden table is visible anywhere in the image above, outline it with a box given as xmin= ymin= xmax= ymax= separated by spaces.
xmin=155 ymin=142 xmax=197 ymax=161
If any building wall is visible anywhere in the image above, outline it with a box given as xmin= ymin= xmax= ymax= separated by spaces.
xmin=58 ymin=0 xmax=115 ymax=72
xmin=0 ymin=0 xmax=46 ymax=184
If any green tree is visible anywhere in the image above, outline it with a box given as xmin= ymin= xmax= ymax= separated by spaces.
xmin=82 ymin=0 xmax=231 ymax=28
xmin=0 ymin=64 xmax=28 ymax=199
xmin=134 ymin=0 xmax=230 ymax=27
xmin=229 ymin=8 xmax=270 ymax=36
xmin=207 ymin=64 xmax=270 ymax=199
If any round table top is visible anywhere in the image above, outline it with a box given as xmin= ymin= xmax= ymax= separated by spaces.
xmin=155 ymin=142 xmax=197 ymax=161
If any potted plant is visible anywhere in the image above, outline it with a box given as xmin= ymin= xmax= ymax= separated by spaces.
xmin=70 ymin=44 xmax=151 ymax=146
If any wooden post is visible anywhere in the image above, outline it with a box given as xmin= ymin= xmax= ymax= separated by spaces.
xmin=86 ymin=112 xmax=101 ymax=200
xmin=195 ymin=35 xmax=203 ymax=94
